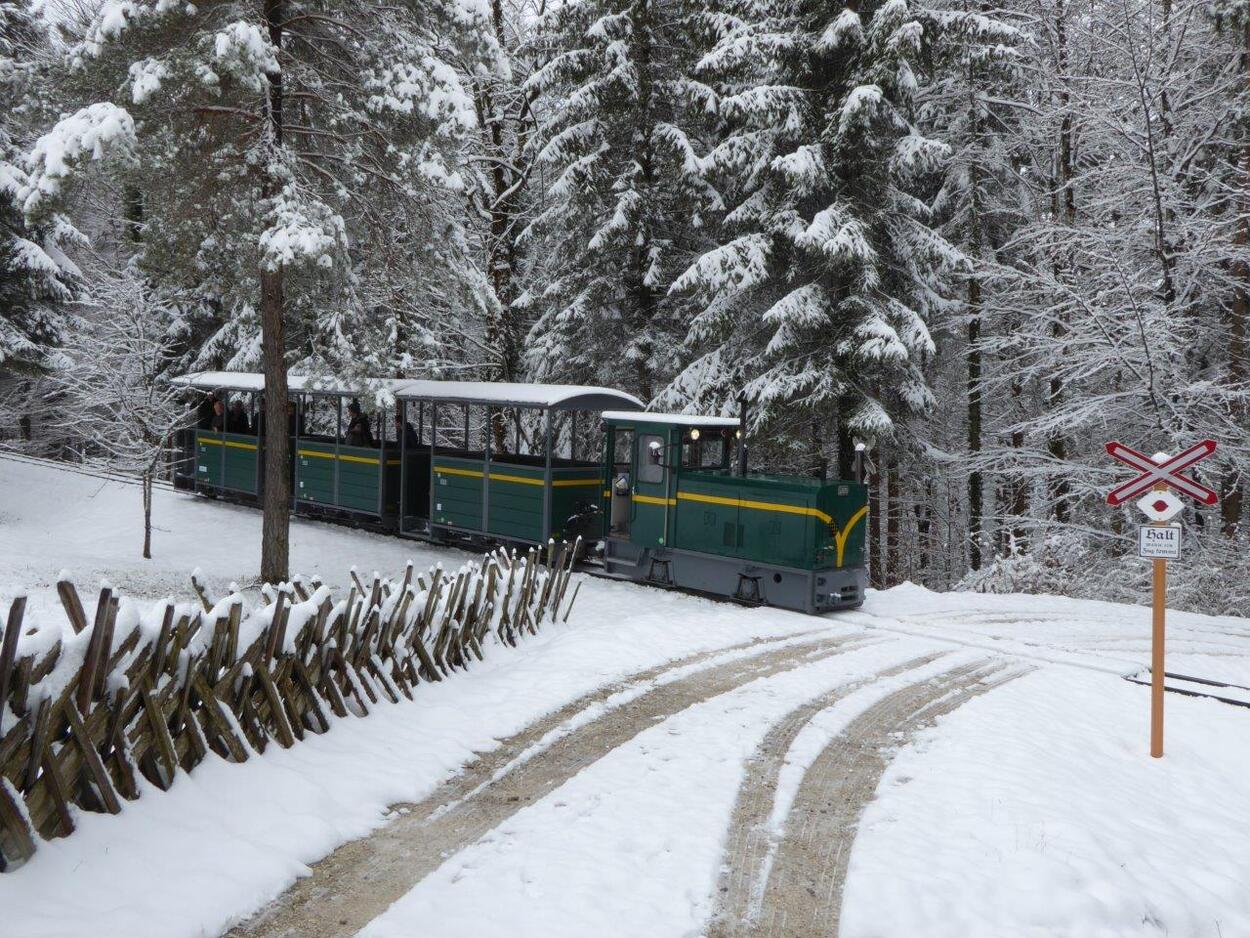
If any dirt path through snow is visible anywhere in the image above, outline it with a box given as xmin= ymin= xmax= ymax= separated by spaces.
xmin=231 ymin=630 xmax=869 ymax=938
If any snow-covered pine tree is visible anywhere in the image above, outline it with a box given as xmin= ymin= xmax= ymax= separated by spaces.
xmin=0 ymin=4 xmax=79 ymax=379
xmin=663 ymin=0 xmax=984 ymax=472
xmin=24 ymin=0 xmax=482 ymax=579
xmin=523 ymin=0 xmax=718 ymax=400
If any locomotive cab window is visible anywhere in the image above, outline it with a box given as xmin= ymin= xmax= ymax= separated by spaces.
xmin=682 ymin=432 xmax=727 ymax=470
xmin=637 ymin=434 xmax=665 ymax=484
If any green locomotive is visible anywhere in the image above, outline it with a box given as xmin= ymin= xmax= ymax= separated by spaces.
xmin=599 ymin=412 xmax=867 ymax=613
xmin=175 ymin=373 xmax=868 ymax=614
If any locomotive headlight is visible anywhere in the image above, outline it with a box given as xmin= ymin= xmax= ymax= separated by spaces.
xmin=735 ymin=429 xmax=742 ymax=439
xmin=689 ymin=428 xmax=700 ymax=441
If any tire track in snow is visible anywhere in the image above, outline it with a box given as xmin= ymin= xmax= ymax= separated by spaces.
xmin=231 ymin=630 xmax=874 ymax=938
xmin=706 ymin=652 xmax=949 ymax=936
xmin=714 ymin=660 xmax=1026 ymax=938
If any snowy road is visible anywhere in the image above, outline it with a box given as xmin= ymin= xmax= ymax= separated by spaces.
xmin=2 ymin=456 xmax=1249 ymax=938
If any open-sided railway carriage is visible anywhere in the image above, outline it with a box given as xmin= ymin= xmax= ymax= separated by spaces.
xmin=173 ymin=372 xmax=868 ymax=613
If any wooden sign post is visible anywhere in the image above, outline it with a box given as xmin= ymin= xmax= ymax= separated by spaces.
xmin=1148 ymin=485 xmax=1169 ymax=759
xmin=1105 ymin=440 xmax=1218 ymax=759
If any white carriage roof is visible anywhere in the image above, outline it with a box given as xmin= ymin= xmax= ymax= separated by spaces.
xmin=173 ymin=372 xmax=644 ymax=412
xmin=601 ymin=410 xmax=741 ymax=428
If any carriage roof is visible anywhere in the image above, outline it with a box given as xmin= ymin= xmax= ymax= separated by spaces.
xmin=173 ymin=372 xmax=643 ymax=412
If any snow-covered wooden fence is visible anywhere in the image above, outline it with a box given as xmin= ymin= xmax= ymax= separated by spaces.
xmin=0 ymin=539 xmax=582 ymax=871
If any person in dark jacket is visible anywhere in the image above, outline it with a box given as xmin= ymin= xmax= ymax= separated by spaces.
xmin=393 ymin=412 xmax=419 ymax=448
xmin=227 ymin=399 xmax=251 ymax=434
xmin=197 ymin=392 xmax=219 ymax=430
xmin=287 ymin=401 xmax=306 ymax=437
xmin=345 ymin=401 xmax=374 ymax=447
xmin=210 ymin=398 xmax=227 ymax=432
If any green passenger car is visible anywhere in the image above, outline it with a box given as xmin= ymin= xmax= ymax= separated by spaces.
xmin=195 ymin=431 xmax=260 ymax=495
xmin=431 ymin=455 xmax=602 ymax=544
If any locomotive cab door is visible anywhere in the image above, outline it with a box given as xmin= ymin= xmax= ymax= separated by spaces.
xmin=630 ymin=430 xmax=672 ymax=548
xmin=608 ymin=428 xmax=635 ymax=536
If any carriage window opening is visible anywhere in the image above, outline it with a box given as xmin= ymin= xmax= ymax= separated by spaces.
xmin=613 ymin=430 xmax=634 ymax=469
xmin=638 ymin=434 xmax=665 ymax=484
xmin=301 ymin=397 xmax=338 ymax=441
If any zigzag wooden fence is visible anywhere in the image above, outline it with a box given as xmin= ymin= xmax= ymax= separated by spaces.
xmin=0 ymin=538 xmax=583 ymax=871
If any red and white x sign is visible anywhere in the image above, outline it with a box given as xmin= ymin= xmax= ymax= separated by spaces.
xmin=1105 ymin=440 xmax=1219 ymax=506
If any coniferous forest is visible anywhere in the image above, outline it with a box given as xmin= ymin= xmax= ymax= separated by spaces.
xmin=0 ymin=0 xmax=1246 ymax=613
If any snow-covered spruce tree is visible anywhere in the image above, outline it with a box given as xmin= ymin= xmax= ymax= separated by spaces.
xmin=0 ymin=4 xmax=80 ymax=380
xmin=522 ymin=0 xmax=719 ymax=400
xmin=25 ymin=1 xmax=480 ymax=580
xmin=663 ymin=0 xmax=989 ymax=473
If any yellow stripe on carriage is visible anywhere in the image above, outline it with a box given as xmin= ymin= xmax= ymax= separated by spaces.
xmin=199 ymin=437 xmax=258 ymax=452
xmin=298 ymin=449 xmax=381 ymax=466
xmin=435 ymin=467 xmax=600 ymax=488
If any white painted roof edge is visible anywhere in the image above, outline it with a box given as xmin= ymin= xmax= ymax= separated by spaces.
xmin=601 ymin=410 xmax=741 ymax=428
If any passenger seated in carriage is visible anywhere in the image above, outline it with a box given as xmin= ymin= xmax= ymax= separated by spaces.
xmin=227 ymin=400 xmax=252 ymax=434
xmin=209 ymin=398 xmax=227 ymax=432
xmin=345 ymin=401 xmax=375 ymax=447
xmin=392 ymin=412 xmax=419 ymax=448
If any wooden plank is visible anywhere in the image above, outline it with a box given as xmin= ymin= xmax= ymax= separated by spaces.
xmin=57 ymin=579 xmax=89 ymax=634
xmin=0 ymin=777 xmax=37 ymax=869
xmin=191 ymin=673 xmax=249 ymax=763
xmin=141 ymin=687 xmax=179 ymax=789
xmin=24 ymin=698 xmax=52 ymax=790
xmin=190 ymin=572 xmax=213 ymax=613
xmin=63 ymin=703 xmax=121 ymax=815
xmin=253 ymin=663 xmax=296 ymax=748
xmin=0 ymin=597 xmax=24 ymax=735
xmin=290 ymin=659 xmax=331 ymax=732
xmin=37 ymin=739 xmax=75 ymax=839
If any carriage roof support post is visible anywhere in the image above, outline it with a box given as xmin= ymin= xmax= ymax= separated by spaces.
xmin=253 ymin=390 xmax=262 ymax=496
xmin=334 ymin=396 xmax=342 ymax=509
xmin=541 ymin=408 xmax=554 ymax=543
xmin=736 ymin=392 xmax=749 ymax=476
xmin=218 ymin=391 xmax=226 ymax=493
xmin=376 ymin=403 xmax=385 ymax=518
xmin=398 ymin=400 xmax=407 ymax=530
xmin=483 ymin=405 xmax=492 ymax=534
xmin=428 ymin=401 xmax=438 ymax=533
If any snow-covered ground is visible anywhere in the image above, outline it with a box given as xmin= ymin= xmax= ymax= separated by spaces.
xmin=1 ymin=455 xmax=1248 ymax=938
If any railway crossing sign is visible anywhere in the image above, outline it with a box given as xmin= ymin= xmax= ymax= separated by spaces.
xmin=1105 ymin=438 xmax=1219 ymax=761
xmin=1104 ymin=440 xmax=1219 ymax=506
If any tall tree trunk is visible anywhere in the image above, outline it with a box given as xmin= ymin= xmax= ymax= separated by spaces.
xmin=886 ymin=454 xmax=900 ymax=587
xmin=967 ymin=277 xmax=983 ymax=570
xmin=1222 ymin=22 xmax=1250 ymax=537
xmin=1048 ymin=0 xmax=1074 ymax=524
xmin=260 ymin=0 xmax=290 ymax=584
xmin=868 ymin=457 xmax=881 ymax=588
xmin=142 ymin=471 xmax=152 ymax=560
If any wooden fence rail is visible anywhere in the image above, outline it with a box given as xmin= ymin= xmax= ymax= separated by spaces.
xmin=0 ymin=538 xmax=583 ymax=871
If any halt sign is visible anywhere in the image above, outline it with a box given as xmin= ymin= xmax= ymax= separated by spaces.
xmin=1138 ymin=524 xmax=1181 ymax=559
